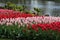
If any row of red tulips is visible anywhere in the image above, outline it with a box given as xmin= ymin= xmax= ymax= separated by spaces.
xmin=0 ymin=9 xmax=34 ymax=19
xmin=31 ymin=22 xmax=60 ymax=32
xmin=0 ymin=13 xmax=33 ymax=18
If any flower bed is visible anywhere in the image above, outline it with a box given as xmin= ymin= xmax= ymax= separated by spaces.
xmin=0 ymin=17 xmax=60 ymax=40
xmin=0 ymin=9 xmax=60 ymax=40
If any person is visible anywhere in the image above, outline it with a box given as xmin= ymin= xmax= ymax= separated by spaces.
xmin=44 ymin=14 xmax=49 ymax=16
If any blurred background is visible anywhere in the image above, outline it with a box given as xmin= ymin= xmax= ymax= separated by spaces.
xmin=0 ymin=0 xmax=60 ymax=16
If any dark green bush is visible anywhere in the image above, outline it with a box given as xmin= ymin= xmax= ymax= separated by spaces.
xmin=5 ymin=2 xmax=24 ymax=11
xmin=34 ymin=8 xmax=42 ymax=16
